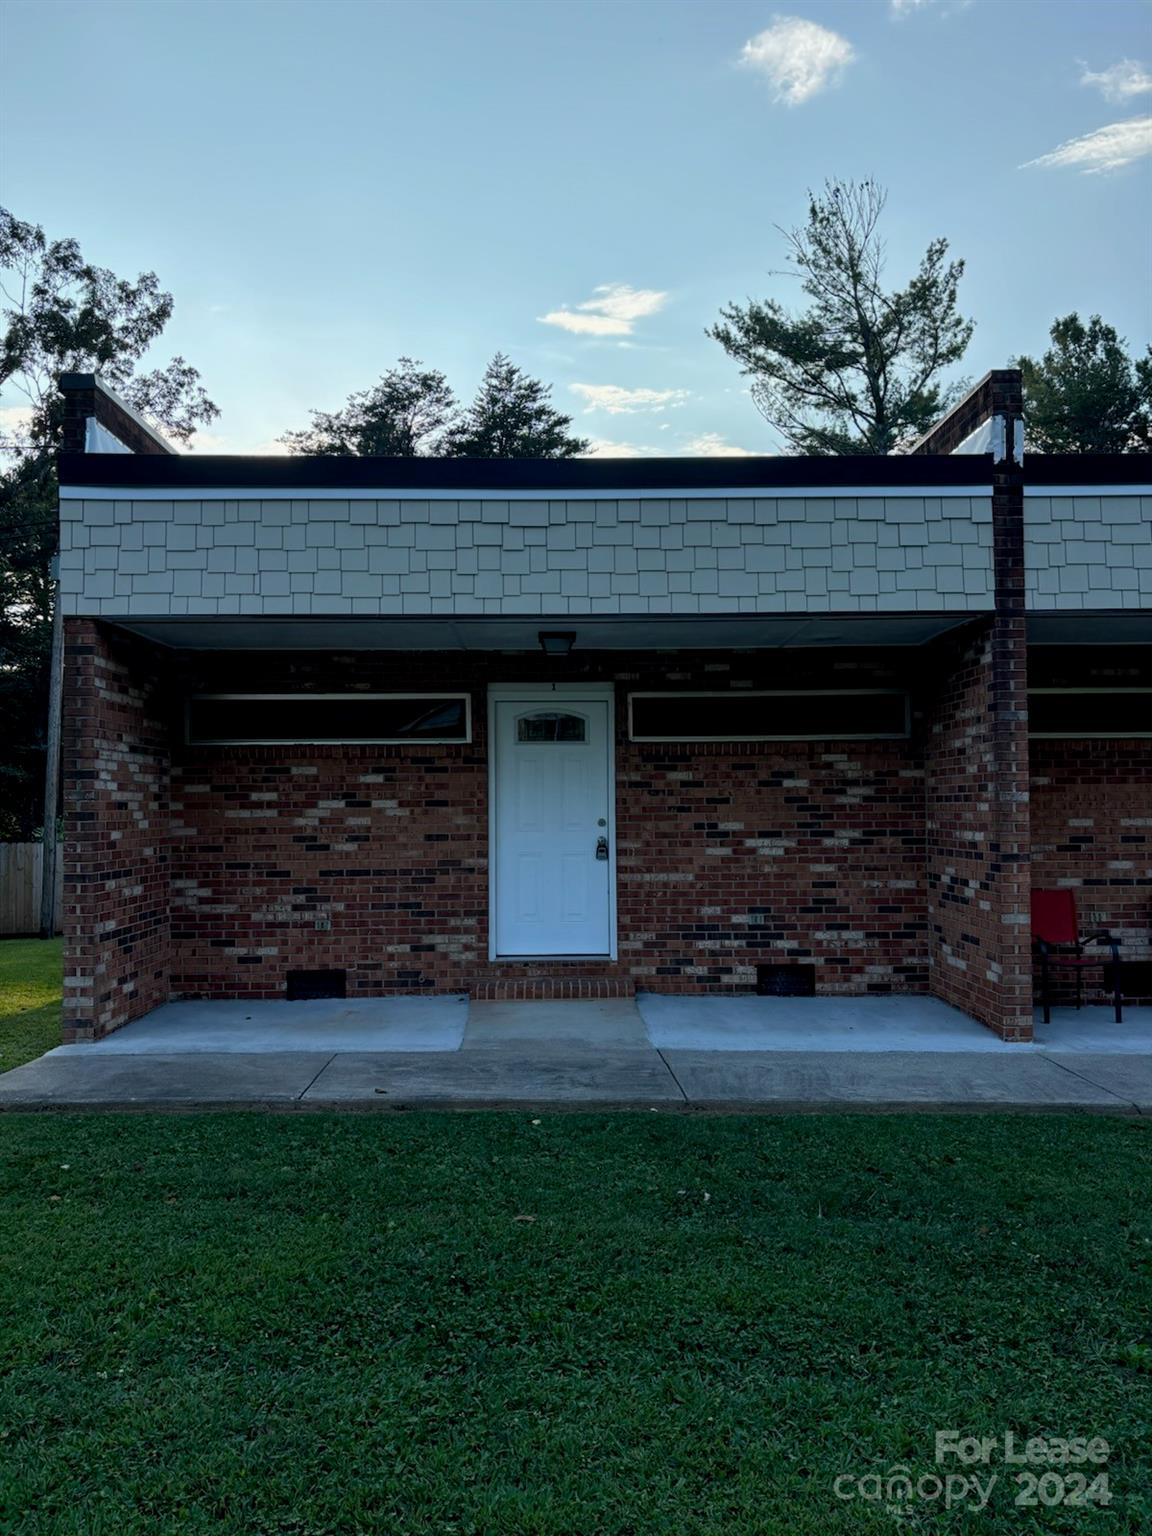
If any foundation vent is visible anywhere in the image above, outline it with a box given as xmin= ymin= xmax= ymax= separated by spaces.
xmin=756 ymin=963 xmax=816 ymax=998
xmin=286 ymin=969 xmax=347 ymax=1001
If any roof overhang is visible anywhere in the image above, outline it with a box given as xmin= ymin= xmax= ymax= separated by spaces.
xmin=107 ymin=611 xmax=1152 ymax=652
xmin=109 ymin=612 xmax=981 ymax=652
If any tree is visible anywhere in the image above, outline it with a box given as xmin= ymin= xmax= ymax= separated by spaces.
xmin=708 ymin=179 xmax=973 ymax=455
xmin=0 ymin=458 xmax=54 ymax=838
xmin=1016 ymin=314 xmax=1152 ymax=453
xmin=0 ymin=210 xmax=217 ymax=450
xmin=442 ymin=353 xmax=588 ymax=459
xmin=280 ymin=357 xmax=456 ymax=456
xmin=0 ymin=208 xmax=218 ymax=839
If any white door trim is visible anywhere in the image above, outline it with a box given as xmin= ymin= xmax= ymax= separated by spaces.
xmin=487 ymin=683 xmax=617 ymax=962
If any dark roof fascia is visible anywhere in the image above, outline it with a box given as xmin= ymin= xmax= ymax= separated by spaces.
xmin=58 ymin=452 xmax=995 ymax=493
xmin=1025 ymin=454 xmax=1152 ymax=486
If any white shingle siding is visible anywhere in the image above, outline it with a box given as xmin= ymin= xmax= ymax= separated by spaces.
xmin=59 ymin=495 xmax=994 ymax=616
xmin=1025 ymin=495 xmax=1152 ymax=608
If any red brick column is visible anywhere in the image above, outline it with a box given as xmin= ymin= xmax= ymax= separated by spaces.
xmin=61 ymin=620 xmax=172 ymax=1041
xmin=57 ymin=374 xmax=176 ymax=456
xmin=987 ymin=450 xmax=1033 ymax=1039
xmin=924 ymin=621 xmax=1032 ymax=1038
xmin=924 ymin=456 xmax=1032 ymax=1038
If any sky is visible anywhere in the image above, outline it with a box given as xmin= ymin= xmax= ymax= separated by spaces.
xmin=1 ymin=0 xmax=1150 ymax=458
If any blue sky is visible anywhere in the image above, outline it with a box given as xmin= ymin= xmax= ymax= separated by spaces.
xmin=1 ymin=0 xmax=1150 ymax=457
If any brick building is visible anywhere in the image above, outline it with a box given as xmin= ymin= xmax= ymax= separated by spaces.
xmin=56 ymin=372 xmax=1152 ymax=1044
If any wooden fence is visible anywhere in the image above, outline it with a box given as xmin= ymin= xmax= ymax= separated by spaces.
xmin=0 ymin=843 xmax=63 ymax=936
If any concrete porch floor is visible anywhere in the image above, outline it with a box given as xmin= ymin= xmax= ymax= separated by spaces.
xmin=44 ymin=993 xmax=1152 ymax=1056
xmin=51 ymin=996 xmax=471 ymax=1054
xmin=637 ymin=994 xmax=1152 ymax=1053
xmin=0 ymin=995 xmax=1149 ymax=1112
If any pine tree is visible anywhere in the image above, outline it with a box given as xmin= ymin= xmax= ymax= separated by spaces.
xmin=443 ymin=353 xmax=588 ymax=458
xmin=709 ymin=180 xmax=973 ymax=455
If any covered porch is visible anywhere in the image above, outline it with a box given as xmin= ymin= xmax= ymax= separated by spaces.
xmin=61 ymin=592 xmax=1152 ymax=1050
xmin=63 ymin=604 xmax=1043 ymax=1042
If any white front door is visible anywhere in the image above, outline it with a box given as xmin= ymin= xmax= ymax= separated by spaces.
xmin=492 ymin=692 xmax=614 ymax=956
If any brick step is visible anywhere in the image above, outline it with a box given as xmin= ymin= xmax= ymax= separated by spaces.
xmin=469 ymin=977 xmax=636 ymax=1001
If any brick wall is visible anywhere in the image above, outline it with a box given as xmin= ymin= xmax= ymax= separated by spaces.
xmin=919 ymin=398 xmax=1034 ymax=1040
xmin=923 ymin=621 xmax=1033 ymax=1040
xmin=1029 ymin=643 xmax=1152 ymax=1003
xmin=617 ymin=736 xmax=926 ymax=994
xmin=161 ymin=648 xmax=928 ymax=1005
xmin=911 ymin=370 xmax=1023 ymax=457
xmin=58 ymin=375 xmax=175 ymax=457
xmin=919 ymin=418 xmax=1033 ymax=1040
xmin=61 ymin=620 xmax=172 ymax=1039
xmin=1030 ymin=740 xmax=1152 ymax=1001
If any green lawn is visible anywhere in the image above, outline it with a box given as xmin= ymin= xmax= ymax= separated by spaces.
xmin=0 ymin=938 xmax=62 ymax=1072
xmin=0 ymin=1113 xmax=1148 ymax=1534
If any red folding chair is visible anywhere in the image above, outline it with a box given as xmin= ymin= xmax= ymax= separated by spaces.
xmin=1031 ymin=890 xmax=1123 ymax=1024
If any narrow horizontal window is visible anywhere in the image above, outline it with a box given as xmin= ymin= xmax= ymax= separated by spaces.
xmin=628 ymin=690 xmax=909 ymax=742
xmin=1029 ymin=689 xmax=1152 ymax=738
xmin=186 ymin=693 xmax=471 ymax=745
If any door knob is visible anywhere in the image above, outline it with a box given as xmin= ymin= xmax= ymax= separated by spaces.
xmin=595 ymin=835 xmax=609 ymax=861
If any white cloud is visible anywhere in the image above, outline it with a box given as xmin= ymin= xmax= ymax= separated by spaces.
xmin=681 ymin=433 xmax=755 ymax=458
xmin=584 ymin=430 xmax=758 ymax=458
xmin=540 ymin=283 xmax=668 ymax=337
xmin=582 ymin=437 xmax=657 ymax=458
xmin=890 ymin=0 xmax=971 ymax=15
xmin=571 ymin=383 xmax=690 ymax=414
xmin=1080 ymin=60 xmax=1152 ymax=103
xmin=186 ymin=431 xmax=290 ymax=455
xmin=183 ymin=430 xmax=230 ymax=453
xmin=1021 ymin=116 xmax=1152 ymax=175
xmin=0 ymin=404 xmax=34 ymax=443
xmin=540 ymin=310 xmax=628 ymax=337
xmin=739 ymin=16 xmax=855 ymax=106
xmin=581 ymin=285 xmax=667 ymax=323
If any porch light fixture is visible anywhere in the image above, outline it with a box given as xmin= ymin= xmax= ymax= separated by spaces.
xmin=538 ymin=630 xmax=577 ymax=657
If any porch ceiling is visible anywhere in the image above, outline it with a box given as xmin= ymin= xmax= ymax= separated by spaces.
xmin=110 ymin=613 xmax=978 ymax=651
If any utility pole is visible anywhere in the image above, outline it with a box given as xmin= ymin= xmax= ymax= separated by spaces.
xmin=39 ymin=553 xmax=63 ymax=939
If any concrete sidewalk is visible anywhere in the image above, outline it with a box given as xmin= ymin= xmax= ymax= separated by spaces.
xmin=1 ymin=1043 xmax=1149 ymax=1113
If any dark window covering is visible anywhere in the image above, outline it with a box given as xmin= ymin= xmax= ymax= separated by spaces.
xmin=1029 ymin=690 xmax=1152 ymax=737
xmin=628 ymin=691 xmax=909 ymax=742
xmin=186 ymin=694 xmax=470 ymax=744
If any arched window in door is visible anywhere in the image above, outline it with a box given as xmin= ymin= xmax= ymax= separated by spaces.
xmin=516 ymin=710 xmax=587 ymax=743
